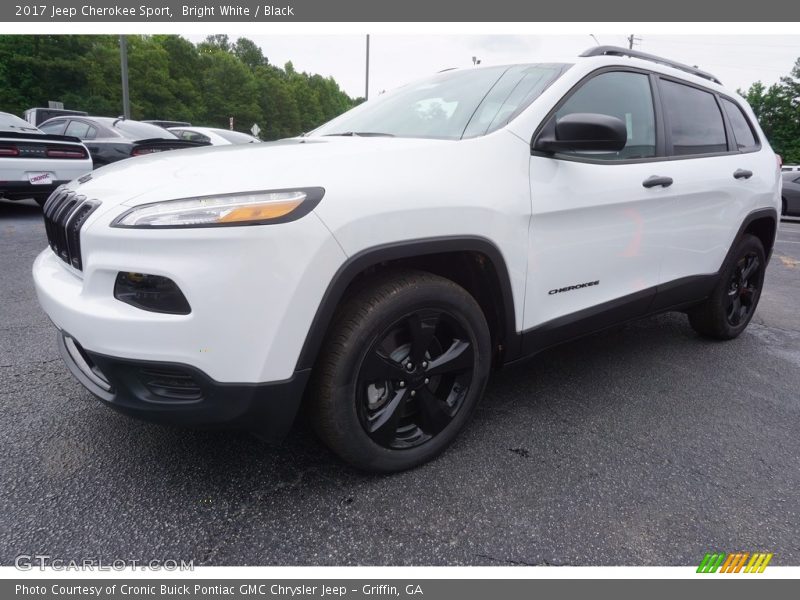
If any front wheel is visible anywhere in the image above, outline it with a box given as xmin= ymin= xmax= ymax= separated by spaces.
xmin=308 ymin=269 xmax=492 ymax=472
xmin=688 ymin=234 xmax=766 ymax=340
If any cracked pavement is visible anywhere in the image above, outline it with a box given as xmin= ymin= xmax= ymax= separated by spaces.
xmin=1 ymin=198 xmax=799 ymax=566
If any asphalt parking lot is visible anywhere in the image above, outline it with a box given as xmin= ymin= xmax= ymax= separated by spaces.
xmin=1 ymin=198 xmax=799 ymax=566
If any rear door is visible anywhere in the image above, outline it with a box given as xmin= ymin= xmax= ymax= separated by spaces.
xmin=524 ymin=69 xmax=675 ymax=337
xmin=64 ymin=119 xmax=98 ymax=141
xmin=654 ymin=78 xmax=777 ymax=285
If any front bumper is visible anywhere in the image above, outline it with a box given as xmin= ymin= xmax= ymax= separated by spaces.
xmin=58 ymin=331 xmax=309 ymax=439
xmin=32 ymin=209 xmax=346 ymax=383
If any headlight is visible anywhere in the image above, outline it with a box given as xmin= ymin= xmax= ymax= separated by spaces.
xmin=111 ymin=187 xmax=325 ymax=228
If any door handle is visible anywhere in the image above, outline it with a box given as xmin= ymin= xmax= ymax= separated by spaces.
xmin=642 ymin=175 xmax=673 ymax=188
xmin=733 ymin=169 xmax=753 ymax=180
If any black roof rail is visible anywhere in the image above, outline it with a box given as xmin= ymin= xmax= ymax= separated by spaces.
xmin=580 ymin=45 xmax=722 ymax=85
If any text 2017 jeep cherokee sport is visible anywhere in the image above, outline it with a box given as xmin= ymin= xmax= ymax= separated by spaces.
xmin=33 ymin=47 xmax=782 ymax=472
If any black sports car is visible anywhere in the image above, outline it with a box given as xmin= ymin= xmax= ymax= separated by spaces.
xmin=782 ymin=171 xmax=800 ymax=217
xmin=38 ymin=116 xmax=209 ymax=168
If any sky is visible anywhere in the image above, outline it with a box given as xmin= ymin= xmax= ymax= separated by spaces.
xmin=186 ymin=34 xmax=800 ymax=99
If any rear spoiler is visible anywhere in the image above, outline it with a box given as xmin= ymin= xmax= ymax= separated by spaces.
xmin=0 ymin=130 xmax=84 ymax=144
xmin=134 ymin=138 xmax=210 ymax=148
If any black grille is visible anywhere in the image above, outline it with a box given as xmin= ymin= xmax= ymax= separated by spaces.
xmin=138 ymin=367 xmax=203 ymax=403
xmin=42 ymin=186 xmax=99 ymax=271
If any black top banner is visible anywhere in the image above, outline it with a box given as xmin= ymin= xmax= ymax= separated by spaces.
xmin=2 ymin=0 xmax=796 ymax=22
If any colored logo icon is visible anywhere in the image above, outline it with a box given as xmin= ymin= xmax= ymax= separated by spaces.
xmin=697 ymin=552 xmax=773 ymax=573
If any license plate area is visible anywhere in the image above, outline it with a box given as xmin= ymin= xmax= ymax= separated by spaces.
xmin=27 ymin=172 xmax=54 ymax=185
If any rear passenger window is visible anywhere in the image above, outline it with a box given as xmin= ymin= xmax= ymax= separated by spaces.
xmin=555 ymin=71 xmax=656 ymax=160
xmin=65 ymin=121 xmax=92 ymax=140
xmin=660 ymin=80 xmax=728 ymax=156
xmin=180 ymin=131 xmax=211 ymax=144
xmin=721 ymin=98 xmax=758 ymax=151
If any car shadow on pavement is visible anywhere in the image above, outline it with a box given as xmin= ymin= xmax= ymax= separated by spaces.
xmin=86 ymin=312 xmax=698 ymax=487
xmin=0 ymin=198 xmax=41 ymax=218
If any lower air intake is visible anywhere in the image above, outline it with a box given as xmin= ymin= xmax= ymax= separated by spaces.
xmin=138 ymin=367 xmax=203 ymax=403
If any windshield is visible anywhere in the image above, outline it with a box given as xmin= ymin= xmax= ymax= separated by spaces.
xmin=311 ymin=64 xmax=567 ymax=140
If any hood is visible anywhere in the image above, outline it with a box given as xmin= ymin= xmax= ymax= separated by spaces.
xmin=71 ymin=136 xmax=455 ymax=209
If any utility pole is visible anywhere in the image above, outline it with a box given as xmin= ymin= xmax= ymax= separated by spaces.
xmin=627 ymin=34 xmax=641 ymax=50
xmin=365 ymin=34 xmax=370 ymax=101
xmin=119 ymin=35 xmax=131 ymax=119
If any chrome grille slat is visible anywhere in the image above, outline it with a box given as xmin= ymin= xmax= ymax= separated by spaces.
xmin=41 ymin=186 xmax=99 ymax=271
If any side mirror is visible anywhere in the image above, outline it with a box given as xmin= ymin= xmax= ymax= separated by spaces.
xmin=533 ymin=113 xmax=628 ymax=154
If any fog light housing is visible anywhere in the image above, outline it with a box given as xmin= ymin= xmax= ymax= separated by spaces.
xmin=114 ymin=272 xmax=191 ymax=315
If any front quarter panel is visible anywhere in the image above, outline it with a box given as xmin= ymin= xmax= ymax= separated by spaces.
xmin=312 ymin=131 xmax=532 ymax=333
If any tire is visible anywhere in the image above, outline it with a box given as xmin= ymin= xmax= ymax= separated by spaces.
xmin=307 ymin=269 xmax=492 ymax=472
xmin=782 ymin=198 xmax=787 ymax=217
xmin=688 ymin=234 xmax=766 ymax=340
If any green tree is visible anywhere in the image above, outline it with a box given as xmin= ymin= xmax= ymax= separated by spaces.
xmin=197 ymin=48 xmax=260 ymax=130
xmin=234 ymin=37 xmax=267 ymax=70
xmin=0 ymin=34 xmax=356 ymax=140
xmin=740 ymin=58 xmax=800 ymax=164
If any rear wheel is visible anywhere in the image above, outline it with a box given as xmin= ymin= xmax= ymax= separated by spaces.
xmin=308 ymin=270 xmax=491 ymax=472
xmin=688 ymin=234 xmax=766 ymax=340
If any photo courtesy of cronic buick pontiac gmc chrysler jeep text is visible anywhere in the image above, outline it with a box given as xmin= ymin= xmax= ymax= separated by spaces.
xmin=33 ymin=47 xmax=782 ymax=472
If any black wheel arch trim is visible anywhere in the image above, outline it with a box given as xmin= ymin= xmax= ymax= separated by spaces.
xmin=729 ymin=207 xmax=778 ymax=264
xmin=294 ymin=236 xmax=519 ymax=372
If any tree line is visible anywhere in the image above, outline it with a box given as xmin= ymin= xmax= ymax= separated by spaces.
xmin=0 ymin=34 xmax=360 ymax=140
xmin=1 ymin=35 xmax=799 ymax=160
xmin=740 ymin=58 xmax=800 ymax=165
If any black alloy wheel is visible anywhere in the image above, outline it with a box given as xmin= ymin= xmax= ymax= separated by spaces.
xmin=308 ymin=269 xmax=491 ymax=472
xmin=357 ymin=309 xmax=475 ymax=450
xmin=725 ymin=252 xmax=762 ymax=327
xmin=688 ymin=233 xmax=766 ymax=340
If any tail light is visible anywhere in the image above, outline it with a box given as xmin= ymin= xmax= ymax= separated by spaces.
xmin=132 ymin=147 xmax=163 ymax=157
xmin=0 ymin=145 xmax=19 ymax=156
xmin=46 ymin=147 xmax=87 ymax=159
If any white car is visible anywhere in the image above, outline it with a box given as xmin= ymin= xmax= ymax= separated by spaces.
xmin=0 ymin=111 xmax=92 ymax=205
xmin=168 ymin=126 xmax=260 ymax=146
xmin=33 ymin=47 xmax=781 ymax=472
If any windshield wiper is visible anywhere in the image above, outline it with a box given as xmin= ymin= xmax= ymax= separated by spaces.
xmin=323 ymin=131 xmax=395 ymax=137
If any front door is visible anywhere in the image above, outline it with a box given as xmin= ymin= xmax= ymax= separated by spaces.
xmin=524 ymin=69 xmax=674 ymax=344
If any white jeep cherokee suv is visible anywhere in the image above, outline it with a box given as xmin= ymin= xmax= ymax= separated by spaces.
xmin=33 ymin=47 xmax=781 ymax=472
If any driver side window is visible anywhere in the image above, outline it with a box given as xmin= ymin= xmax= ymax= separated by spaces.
xmin=556 ymin=71 xmax=656 ymax=160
